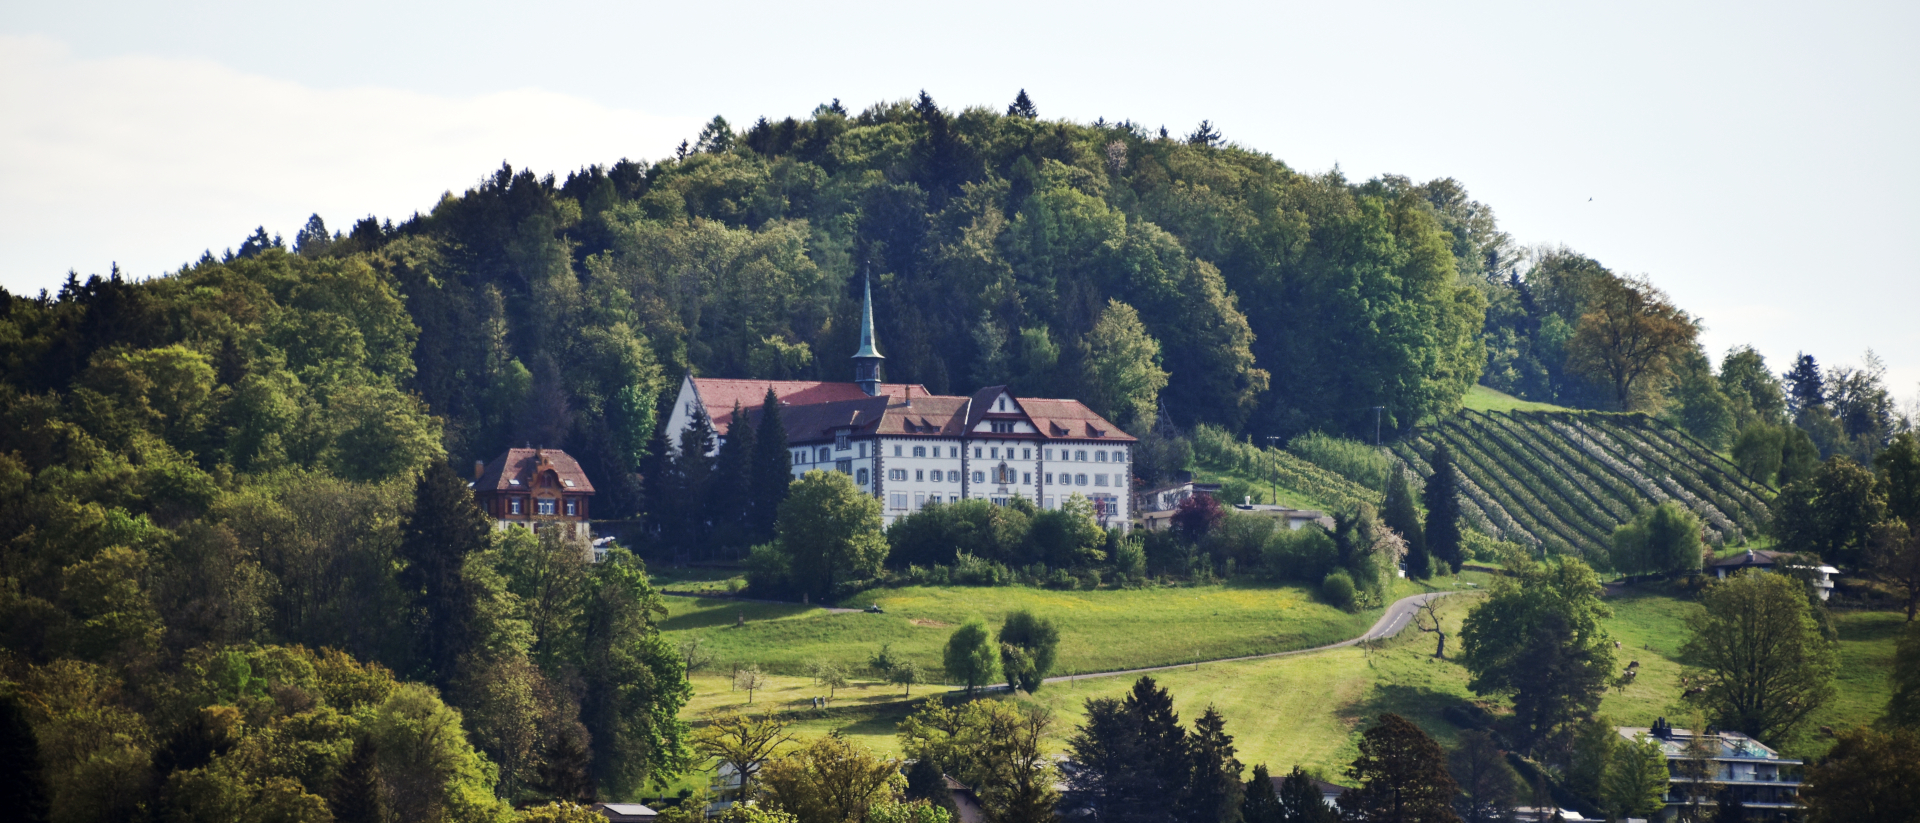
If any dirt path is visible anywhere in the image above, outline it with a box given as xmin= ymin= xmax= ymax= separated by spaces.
xmin=1038 ymin=590 xmax=1461 ymax=686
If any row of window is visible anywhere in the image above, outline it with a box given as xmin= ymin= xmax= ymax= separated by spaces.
xmin=798 ymin=442 xmax=1130 ymax=464
xmin=886 ymin=492 xmax=1126 ymax=512
xmin=871 ymin=467 xmax=1121 ymax=487
xmin=504 ymin=497 xmax=580 ymax=516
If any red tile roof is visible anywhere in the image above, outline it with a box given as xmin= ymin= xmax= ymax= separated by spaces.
xmin=474 ymin=448 xmax=595 ymax=494
xmin=691 ymin=378 xmax=929 ymax=433
xmin=1018 ymin=398 xmax=1136 ymax=442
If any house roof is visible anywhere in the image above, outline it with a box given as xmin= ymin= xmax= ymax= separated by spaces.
xmin=1019 ymin=397 xmax=1136 ymax=442
xmin=474 ymin=448 xmax=595 ymax=494
xmin=1709 ymin=549 xmax=1790 ymax=569
xmin=592 ymin=803 xmax=658 ymax=822
xmin=691 ymin=378 xmax=928 ymax=432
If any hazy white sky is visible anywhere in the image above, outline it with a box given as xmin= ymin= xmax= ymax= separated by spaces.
xmin=3 ymin=1 xmax=1915 ymax=398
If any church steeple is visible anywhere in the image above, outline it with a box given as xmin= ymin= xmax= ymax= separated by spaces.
xmin=852 ymin=272 xmax=885 ymax=395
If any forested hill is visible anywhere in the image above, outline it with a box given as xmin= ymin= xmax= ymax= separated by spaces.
xmin=3 ymin=93 xmax=1521 ymax=515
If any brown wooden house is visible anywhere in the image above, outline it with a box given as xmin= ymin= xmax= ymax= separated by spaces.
xmin=471 ymin=447 xmax=594 ymax=539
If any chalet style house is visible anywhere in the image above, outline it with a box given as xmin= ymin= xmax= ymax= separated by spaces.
xmin=663 ymin=277 xmax=1136 ymax=528
xmin=471 ymin=447 xmax=595 ymax=539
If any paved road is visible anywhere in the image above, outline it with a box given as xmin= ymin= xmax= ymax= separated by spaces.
xmin=1038 ymin=590 xmax=1462 ymax=687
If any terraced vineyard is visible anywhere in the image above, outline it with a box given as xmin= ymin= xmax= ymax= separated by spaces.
xmin=1394 ymin=410 xmax=1774 ymax=556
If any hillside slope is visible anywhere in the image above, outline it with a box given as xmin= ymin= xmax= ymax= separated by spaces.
xmin=1395 ymin=410 xmax=1774 ymax=557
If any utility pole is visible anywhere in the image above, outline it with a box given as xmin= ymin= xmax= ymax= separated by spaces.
xmin=1370 ymin=407 xmax=1385 ymax=447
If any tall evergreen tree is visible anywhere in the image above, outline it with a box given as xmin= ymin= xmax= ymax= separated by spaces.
xmin=671 ymin=406 xmax=718 ymax=558
xmin=397 ymin=460 xmax=492 ymax=687
xmin=330 ymin=736 xmax=386 ymax=823
xmin=1783 ymin=353 xmax=1826 ymax=417
xmin=1338 ymin=714 xmax=1461 ymax=823
xmin=711 ymin=401 xmax=755 ymax=553
xmin=1188 ymin=706 xmax=1244 ymax=823
xmin=1276 ymin=766 xmax=1340 ymax=823
xmin=750 ymin=387 xmax=792 ymax=543
xmin=538 ymin=730 xmax=596 ymax=803
xmin=1423 ymin=445 xmax=1465 ymax=573
xmin=1241 ymin=765 xmax=1282 ymax=823
xmin=1064 ymin=676 xmax=1191 ymax=823
xmin=1384 ymin=465 xmax=1430 ymax=579
xmin=640 ymin=422 xmax=675 ymax=547
xmin=1007 ymin=90 xmax=1038 ymax=118
xmin=0 ymin=696 xmax=49 ymax=823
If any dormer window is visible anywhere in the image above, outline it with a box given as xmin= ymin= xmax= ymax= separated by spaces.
xmin=990 ymin=421 xmax=1014 ymax=433
xmin=563 ymin=480 xmax=576 ymax=487
xmin=836 ymin=433 xmax=851 ymax=451
xmin=508 ymin=478 xmax=521 ymax=486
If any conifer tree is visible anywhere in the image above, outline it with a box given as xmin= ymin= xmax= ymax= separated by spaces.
xmin=1276 ymin=766 xmax=1339 ymax=823
xmin=711 ymin=401 xmax=756 ymax=553
xmin=672 ymin=407 xmax=718 ymax=557
xmin=1423 ymin=444 xmax=1465 ymax=573
xmin=750 ymin=388 xmax=791 ymax=544
xmin=1188 ymin=707 xmax=1244 ymax=823
xmin=1007 ymin=90 xmax=1038 ymax=118
xmin=398 ymin=460 xmax=491 ymax=687
xmin=1384 ymin=464 xmax=1430 ymax=578
xmin=1241 ymin=764 xmax=1282 ymax=823
xmin=538 ymin=730 xmax=595 ymax=803
xmin=330 ymin=736 xmax=387 ymax=823
xmin=640 ymin=422 xmax=675 ymax=546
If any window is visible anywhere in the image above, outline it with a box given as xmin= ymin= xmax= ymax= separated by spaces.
xmin=565 ymin=499 xmax=578 ymax=516
xmin=857 ymin=468 xmax=869 ymax=485
xmin=990 ymin=420 xmax=1014 ymax=433
xmin=1023 ymin=472 xmax=1032 ymax=485
xmin=859 ymin=442 xmax=867 ymax=457
xmin=836 ymin=459 xmax=852 ymax=475
xmin=793 ymin=451 xmax=802 ymax=465
xmin=948 ymin=470 xmax=961 ymax=483
xmin=989 ymin=447 xmax=998 ymax=459
xmin=1045 ymin=496 xmax=1055 ymax=509
xmin=890 ymin=469 xmax=908 ymax=481
xmin=1112 ymin=450 xmax=1125 ymax=462
xmin=975 ymin=448 xmax=983 ymax=458
xmin=1022 ymin=448 xmax=1031 ymax=460
xmin=1045 ymin=473 xmax=1053 ymax=484
xmin=951 ymin=447 xmax=959 ymax=458
xmin=1075 ymin=473 xmax=1088 ymax=485
xmin=818 ymin=448 xmax=831 ymax=463
xmin=894 ymin=445 xmax=903 ymax=457
xmin=836 ymin=434 xmax=850 ymax=451
xmin=973 ymin=471 xmax=985 ymax=483
xmin=890 ymin=493 xmax=908 ymax=510
xmin=913 ymin=446 xmax=927 ymax=458
xmin=915 ymin=493 xmax=925 ymax=509
xmin=1096 ymin=451 xmax=1107 ymax=462
xmin=509 ymin=498 xmax=522 ymax=515
xmin=1044 ymin=449 xmax=1053 ymax=460
xmin=1095 ymin=474 xmax=1109 ymax=486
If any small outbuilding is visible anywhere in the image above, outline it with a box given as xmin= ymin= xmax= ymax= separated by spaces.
xmin=1707 ymin=549 xmax=1838 ymax=600
xmin=591 ymin=803 xmax=658 ymax=823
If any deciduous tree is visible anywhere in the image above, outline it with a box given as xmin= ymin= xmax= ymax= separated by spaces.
xmin=1458 ymin=558 xmax=1614 ymax=754
xmin=1565 ymin=274 xmax=1698 ymax=411
xmin=1799 ymin=726 xmax=1920 ymax=823
xmin=771 ymin=470 xmax=888 ymax=601
xmin=1337 ymin=713 xmax=1460 ymax=823
xmin=997 ymin=610 xmax=1060 ymax=693
xmin=944 ymin=618 xmax=1000 ymax=697
xmin=1681 ymin=570 xmax=1836 ymax=745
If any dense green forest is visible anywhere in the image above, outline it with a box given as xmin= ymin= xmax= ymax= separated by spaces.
xmin=1 ymin=90 xmax=1913 ymax=823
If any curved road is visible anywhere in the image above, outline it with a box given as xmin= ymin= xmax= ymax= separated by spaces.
xmin=1038 ymin=590 xmax=1461 ymax=687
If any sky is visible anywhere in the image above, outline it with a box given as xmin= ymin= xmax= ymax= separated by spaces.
xmin=3 ymin=0 xmax=1916 ymax=405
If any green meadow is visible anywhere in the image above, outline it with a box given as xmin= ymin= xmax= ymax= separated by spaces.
xmin=658 ymin=575 xmax=1487 ymax=679
xmin=672 ymin=583 xmax=1905 ymax=785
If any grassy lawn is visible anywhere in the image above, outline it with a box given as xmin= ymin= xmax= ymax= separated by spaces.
xmin=1461 ymin=385 xmax=1567 ymax=413
xmin=1187 ymin=466 xmax=1338 ymax=512
xmin=672 ymin=586 xmax=1492 ymax=777
xmin=1596 ymin=589 xmax=1899 ymax=757
xmin=661 ymin=575 xmax=1487 ymax=680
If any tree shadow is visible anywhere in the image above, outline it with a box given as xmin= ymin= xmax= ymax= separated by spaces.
xmin=659 ymin=598 xmax=817 ymax=631
xmin=1337 ymin=683 xmax=1480 ymax=746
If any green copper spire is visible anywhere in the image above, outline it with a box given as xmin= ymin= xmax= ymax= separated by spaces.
xmin=852 ymin=272 xmax=884 ymax=395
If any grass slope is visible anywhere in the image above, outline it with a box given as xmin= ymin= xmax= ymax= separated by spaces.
xmin=660 ymin=577 xmax=1479 ymax=679
xmin=1462 ymin=385 xmax=1567 ymax=413
xmin=674 ymin=589 xmax=1903 ymax=785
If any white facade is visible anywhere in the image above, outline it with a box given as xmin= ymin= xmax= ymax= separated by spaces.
xmin=785 ymin=431 xmax=1133 ymax=528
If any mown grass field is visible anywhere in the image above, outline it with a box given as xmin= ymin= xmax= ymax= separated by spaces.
xmin=1461 ymin=384 xmax=1568 ymax=413
xmin=659 ymin=575 xmax=1486 ymax=679
xmin=670 ymin=584 xmax=1905 ymax=789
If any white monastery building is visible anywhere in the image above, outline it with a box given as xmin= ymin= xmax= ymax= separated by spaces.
xmin=664 ymin=277 xmax=1135 ymax=528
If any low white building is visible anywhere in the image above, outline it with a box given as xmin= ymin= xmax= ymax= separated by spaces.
xmin=662 ymin=277 xmax=1134 ymax=528
xmin=1708 ymin=549 xmax=1838 ymax=600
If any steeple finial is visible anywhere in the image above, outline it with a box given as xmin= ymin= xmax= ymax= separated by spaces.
xmin=852 ymin=267 xmax=885 ymax=395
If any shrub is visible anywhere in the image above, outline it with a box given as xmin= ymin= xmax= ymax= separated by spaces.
xmin=1203 ymin=512 xmax=1276 ymax=570
xmin=1322 ymin=569 xmax=1358 ymax=611
xmin=1112 ymin=538 xmax=1147 ymax=582
xmin=1263 ymin=525 xmax=1339 ymax=583
xmin=1289 ymin=431 xmax=1392 ymax=490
